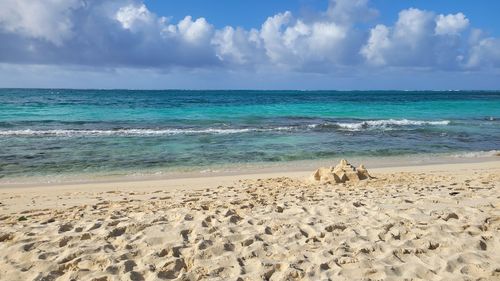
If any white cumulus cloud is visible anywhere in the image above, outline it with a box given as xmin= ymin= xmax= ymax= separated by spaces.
xmin=174 ymin=16 xmax=213 ymax=45
xmin=0 ymin=0 xmax=498 ymax=74
xmin=467 ymin=37 xmax=500 ymax=68
xmin=435 ymin=13 xmax=469 ymax=35
xmin=216 ymin=0 xmax=367 ymax=71
xmin=115 ymin=3 xmax=154 ymax=30
xmin=212 ymin=26 xmax=262 ymax=65
xmin=361 ymin=8 xmax=475 ymax=69
xmin=0 ymin=0 xmax=81 ymax=45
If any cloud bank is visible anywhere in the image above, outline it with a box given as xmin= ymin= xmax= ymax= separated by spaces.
xmin=0 ymin=0 xmax=499 ymax=76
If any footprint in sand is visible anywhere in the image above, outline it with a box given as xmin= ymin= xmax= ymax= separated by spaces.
xmin=129 ymin=271 xmax=144 ymax=281
xmin=0 ymin=233 xmax=14 ymax=242
xmin=180 ymin=229 xmax=191 ymax=241
xmin=197 ymin=239 xmax=213 ymax=250
xmin=58 ymin=236 xmax=72 ymax=247
xmin=22 ymin=242 xmax=36 ymax=252
xmin=88 ymin=222 xmax=102 ymax=231
xmin=123 ymin=260 xmax=137 ymax=273
xmin=108 ymin=226 xmax=127 ymax=237
xmin=157 ymin=258 xmax=187 ymax=280
xmin=58 ymin=223 xmax=73 ymax=233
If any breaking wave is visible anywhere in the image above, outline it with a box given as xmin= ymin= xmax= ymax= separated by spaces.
xmin=0 ymin=127 xmax=296 ymax=137
xmin=0 ymin=119 xmax=452 ymax=136
xmin=320 ymin=119 xmax=451 ymax=131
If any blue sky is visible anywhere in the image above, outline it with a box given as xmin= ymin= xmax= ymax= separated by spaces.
xmin=0 ymin=0 xmax=499 ymax=89
xmin=146 ymin=0 xmax=500 ymax=35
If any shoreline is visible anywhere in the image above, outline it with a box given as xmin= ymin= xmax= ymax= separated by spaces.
xmin=1 ymin=151 xmax=499 ymax=188
xmin=1 ymin=159 xmax=499 ymax=215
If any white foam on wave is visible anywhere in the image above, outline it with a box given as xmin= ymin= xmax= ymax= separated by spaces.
xmin=335 ymin=119 xmax=451 ymax=131
xmin=0 ymin=119 xmax=452 ymax=136
xmin=0 ymin=127 xmax=296 ymax=137
xmin=452 ymin=150 xmax=500 ymax=158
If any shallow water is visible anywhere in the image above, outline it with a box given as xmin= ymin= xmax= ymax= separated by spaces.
xmin=0 ymin=89 xmax=499 ymax=179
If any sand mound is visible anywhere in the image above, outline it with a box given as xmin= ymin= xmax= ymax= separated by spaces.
xmin=311 ymin=159 xmax=371 ymax=183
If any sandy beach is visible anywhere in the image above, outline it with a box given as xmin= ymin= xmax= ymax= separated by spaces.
xmin=0 ymin=160 xmax=499 ymax=281
xmin=2 ymin=0 xmax=500 ymax=280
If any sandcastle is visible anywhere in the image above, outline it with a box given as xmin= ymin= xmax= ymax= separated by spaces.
xmin=311 ymin=159 xmax=371 ymax=184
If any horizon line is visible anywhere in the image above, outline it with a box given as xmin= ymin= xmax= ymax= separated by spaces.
xmin=1 ymin=87 xmax=500 ymax=92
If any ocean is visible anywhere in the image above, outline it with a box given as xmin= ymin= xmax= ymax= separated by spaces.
xmin=0 ymin=89 xmax=499 ymax=180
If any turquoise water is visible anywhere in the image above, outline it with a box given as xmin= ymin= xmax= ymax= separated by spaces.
xmin=0 ymin=89 xmax=499 ymax=178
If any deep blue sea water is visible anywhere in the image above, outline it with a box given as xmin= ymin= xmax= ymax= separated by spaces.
xmin=0 ymin=89 xmax=499 ymax=179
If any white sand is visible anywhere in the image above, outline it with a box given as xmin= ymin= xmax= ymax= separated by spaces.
xmin=0 ymin=160 xmax=499 ymax=280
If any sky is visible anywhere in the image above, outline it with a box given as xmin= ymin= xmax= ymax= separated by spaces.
xmin=0 ymin=0 xmax=499 ymax=90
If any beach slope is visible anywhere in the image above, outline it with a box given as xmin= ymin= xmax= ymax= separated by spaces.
xmin=0 ymin=161 xmax=499 ymax=280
